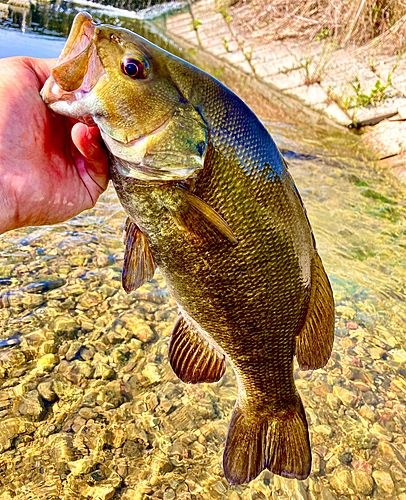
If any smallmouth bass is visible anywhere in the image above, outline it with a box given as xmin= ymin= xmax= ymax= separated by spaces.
xmin=42 ymin=12 xmax=335 ymax=484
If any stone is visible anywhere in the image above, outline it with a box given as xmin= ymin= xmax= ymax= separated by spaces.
xmin=96 ymin=381 xmax=124 ymax=409
xmin=377 ymin=441 xmax=406 ymax=472
xmin=333 ymin=386 xmax=358 ymax=406
xmin=363 ymin=390 xmax=378 ymax=405
xmin=82 ymin=485 xmax=116 ymax=500
xmin=65 ymin=341 xmax=83 ymax=361
xmin=352 ymin=459 xmax=372 ymax=474
xmin=372 ymin=470 xmax=394 ymax=494
xmin=52 ymin=316 xmax=80 ymax=334
xmin=358 ymin=404 xmax=376 ymax=421
xmin=18 ymin=390 xmax=46 ymax=421
xmin=36 ymin=353 xmax=58 ymax=371
xmin=370 ymin=422 xmax=393 ymax=441
xmin=335 ymin=305 xmax=356 ymax=319
xmin=329 ymin=466 xmax=354 ymax=495
xmin=68 ymin=458 xmax=95 ymax=476
xmin=37 ymin=380 xmax=57 ymax=403
xmin=326 ymin=393 xmax=340 ymax=411
xmin=142 ymin=363 xmax=161 ymax=384
xmin=94 ymin=361 xmax=115 ymax=380
xmin=121 ymin=315 xmax=155 ymax=343
xmin=338 ymin=451 xmax=352 ymax=465
xmin=314 ymin=424 xmax=333 ymax=439
xmin=351 ymin=469 xmax=374 ymax=495
xmin=392 ymin=349 xmax=406 ymax=363
xmin=163 ymin=488 xmax=176 ymax=500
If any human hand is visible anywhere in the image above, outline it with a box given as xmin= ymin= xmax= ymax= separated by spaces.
xmin=0 ymin=56 xmax=109 ymax=235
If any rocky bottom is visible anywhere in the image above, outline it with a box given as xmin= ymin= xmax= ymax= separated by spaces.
xmin=0 ymin=184 xmax=405 ymax=500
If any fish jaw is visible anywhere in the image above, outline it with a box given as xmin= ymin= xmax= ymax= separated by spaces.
xmin=41 ymin=12 xmax=106 ymax=124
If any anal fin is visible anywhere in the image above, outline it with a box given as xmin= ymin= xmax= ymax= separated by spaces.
xmin=223 ymin=396 xmax=311 ymax=484
xmin=122 ymin=218 xmax=157 ymax=293
xmin=296 ymin=252 xmax=334 ymax=370
xmin=168 ymin=315 xmax=226 ymax=384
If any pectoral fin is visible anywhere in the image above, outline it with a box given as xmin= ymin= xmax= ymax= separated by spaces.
xmin=168 ymin=315 xmax=226 ymax=384
xmin=122 ymin=218 xmax=156 ymax=293
xmin=296 ymin=252 xmax=334 ymax=370
xmin=166 ymin=187 xmax=238 ymax=245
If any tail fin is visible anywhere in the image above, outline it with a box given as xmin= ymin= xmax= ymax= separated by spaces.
xmin=223 ymin=397 xmax=311 ymax=484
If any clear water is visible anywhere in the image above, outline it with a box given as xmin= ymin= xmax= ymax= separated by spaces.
xmin=1 ymin=2 xmax=406 ymax=500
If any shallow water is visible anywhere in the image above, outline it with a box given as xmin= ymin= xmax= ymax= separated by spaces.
xmin=1 ymin=2 xmax=406 ymax=500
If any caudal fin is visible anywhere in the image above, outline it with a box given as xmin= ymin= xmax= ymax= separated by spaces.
xmin=223 ymin=397 xmax=311 ymax=484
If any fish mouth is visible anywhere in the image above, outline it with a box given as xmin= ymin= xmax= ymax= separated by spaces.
xmin=41 ymin=11 xmax=105 ymax=114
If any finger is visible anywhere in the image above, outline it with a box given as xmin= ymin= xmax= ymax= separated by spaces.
xmin=24 ymin=57 xmax=59 ymax=88
xmin=72 ymin=123 xmax=109 ymax=191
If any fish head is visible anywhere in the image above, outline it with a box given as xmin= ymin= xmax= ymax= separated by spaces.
xmin=42 ymin=12 xmax=208 ymax=181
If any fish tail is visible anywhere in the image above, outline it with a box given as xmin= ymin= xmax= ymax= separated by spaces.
xmin=223 ymin=396 xmax=311 ymax=484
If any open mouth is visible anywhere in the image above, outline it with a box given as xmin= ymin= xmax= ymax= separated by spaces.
xmin=41 ymin=12 xmax=105 ymax=105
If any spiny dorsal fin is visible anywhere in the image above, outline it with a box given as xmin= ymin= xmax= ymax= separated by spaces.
xmin=296 ymin=252 xmax=334 ymax=370
xmin=167 ymin=187 xmax=238 ymax=245
xmin=168 ymin=315 xmax=226 ymax=384
xmin=122 ymin=218 xmax=156 ymax=293
xmin=223 ymin=395 xmax=311 ymax=484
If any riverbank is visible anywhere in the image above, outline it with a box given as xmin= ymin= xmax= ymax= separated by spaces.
xmin=164 ymin=0 xmax=406 ymax=178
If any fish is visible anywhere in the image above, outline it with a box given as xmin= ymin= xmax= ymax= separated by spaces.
xmin=41 ymin=12 xmax=335 ymax=484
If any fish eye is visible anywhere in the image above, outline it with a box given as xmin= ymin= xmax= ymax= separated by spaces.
xmin=121 ymin=56 xmax=149 ymax=79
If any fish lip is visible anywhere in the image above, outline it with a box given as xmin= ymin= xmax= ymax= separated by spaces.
xmin=102 ymin=112 xmax=173 ymax=147
xmin=41 ymin=12 xmax=106 ymax=107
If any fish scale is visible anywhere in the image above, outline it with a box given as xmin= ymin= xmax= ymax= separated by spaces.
xmin=41 ymin=11 xmax=334 ymax=485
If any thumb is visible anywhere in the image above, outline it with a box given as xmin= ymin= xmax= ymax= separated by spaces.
xmin=71 ymin=123 xmax=109 ymax=192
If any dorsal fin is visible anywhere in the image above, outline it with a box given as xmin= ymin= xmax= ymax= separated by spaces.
xmin=168 ymin=315 xmax=226 ymax=384
xmin=296 ymin=252 xmax=334 ymax=370
xmin=122 ymin=218 xmax=156 ymax=293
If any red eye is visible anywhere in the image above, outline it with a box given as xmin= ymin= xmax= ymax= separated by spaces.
xmin=121 ymin=56 xmax=149 ymax=79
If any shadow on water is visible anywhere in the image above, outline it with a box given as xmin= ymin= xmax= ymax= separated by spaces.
xmin=1 ymin=2 xmax=406 ymax=500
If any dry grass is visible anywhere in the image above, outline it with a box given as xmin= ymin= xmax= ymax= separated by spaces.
xmin=231 ymin=0 xmax=406 ymax=54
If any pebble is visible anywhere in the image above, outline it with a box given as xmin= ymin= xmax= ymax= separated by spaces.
xmin=333 ymin=386 xmax=358 ymax=407
xmin=121 ymin=314 xmax=155 ymax=343
xmin=96 ymin=381 xmax=124 ymax=409
xmin=36 ymin=353 xmax=58 ymax=371
xmin=142 ymin=363 xmax=161 ymax=384
xmin=81 ymin=485 xmax=116 ymax=500
xmin=68 ymin=458 xmax=95 ymax=477
xmin=370 ymin=422 xmax=393 ymax=441
xmin=359 ymin=404 xmax=377 ymax=421
xmin=65 ymin=341 xmax=83 ymax=361
xmin=326 ymin=393 xmax=340 ymax=411
xmin=52 ymin=315 xmax=80 ymax=334
xmin=372 ymin=469 xmax=395 ymax=494
xmin=94 ymin=361 xmax=115 ymax=380
xmin=352 ymin=459 xmax=372 ymax=474
xmin=330 ymin=466 xmax=354 ymax=495
xmin=18 ymin=390 xmax=45 ymax=421
xmin=314 ymin=424 xmax=333 ymax=438
xmin=351 ymin=469 xmax=374 ymax=495
xmin=37 ymin=380 xmax=57 ymax=403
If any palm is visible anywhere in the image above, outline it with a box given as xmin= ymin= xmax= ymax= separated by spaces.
xmin=0 ymin=57 xmax=108 ymax=232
